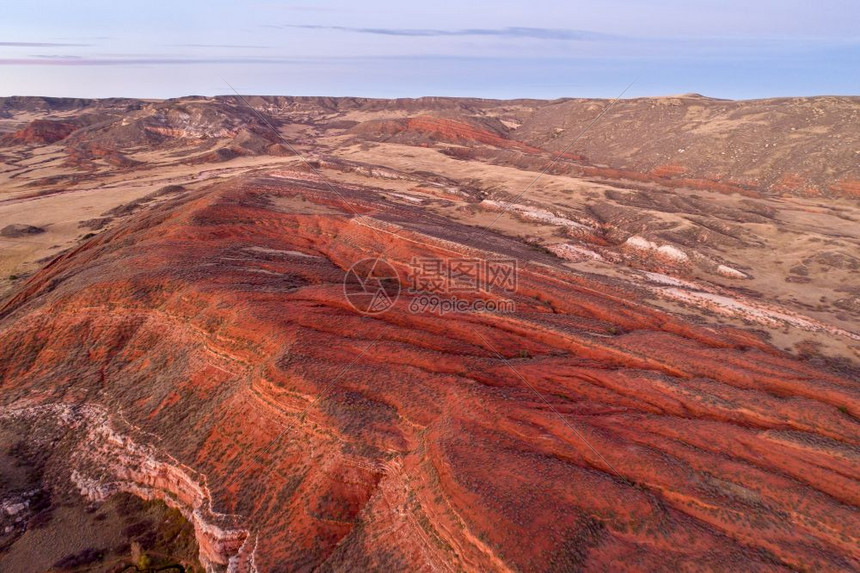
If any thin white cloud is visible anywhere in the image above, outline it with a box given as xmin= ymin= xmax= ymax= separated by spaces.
xmin=174 ymin=43 xmax=274 ymax=49
xmin=0 ymin=41 xmax=92 ymax=47
xmin=281 ymin=25 xmax=617 ymax=41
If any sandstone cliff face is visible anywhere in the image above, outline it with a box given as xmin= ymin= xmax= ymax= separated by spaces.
xmin=0 ymin=170 xmax=857 ymax=571
xmin=1 ymin=403 xmax=252 ymax=571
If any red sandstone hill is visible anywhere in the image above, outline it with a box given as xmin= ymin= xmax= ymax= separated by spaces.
xmin=2 ymin=119 xmax=80 ymax=145
xmin=0 ymin=169 xmax=857 ymax=571
xmin=60 ymin=99 xmax=286 ymax=159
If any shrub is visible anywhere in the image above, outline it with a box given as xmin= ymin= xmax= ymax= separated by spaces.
xmin=53 ymin=548 xmax=104 ymax=569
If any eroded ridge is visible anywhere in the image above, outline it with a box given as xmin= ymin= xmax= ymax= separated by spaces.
xmin=0 ymin=171 xmax=857 ymax=571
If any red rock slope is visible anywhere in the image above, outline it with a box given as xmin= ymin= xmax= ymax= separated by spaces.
xmin=1 ymin=118 xmax=79 ymax=145
xmin=0 ymin=170 xmax=857 ymax=571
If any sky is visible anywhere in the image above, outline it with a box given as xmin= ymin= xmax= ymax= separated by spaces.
xmin=1 ymin=0 xmax=858 ymax=100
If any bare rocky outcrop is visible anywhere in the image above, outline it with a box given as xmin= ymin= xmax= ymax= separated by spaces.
xmin=0 ymin=403 xmax=254 ymax=572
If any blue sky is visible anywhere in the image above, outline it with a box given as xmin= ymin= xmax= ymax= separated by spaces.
xmin=1 ymin=0 xmax=857 ymax=99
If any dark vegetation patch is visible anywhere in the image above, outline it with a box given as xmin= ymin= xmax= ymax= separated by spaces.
xmin=1 ymin=224 xmax=45 ymax=238
xmin=0 ymin=427 xmax=200 ymax=572
xmin=103 ymin=185 xmax=188 ymax=218
xmin=79 ymin=217 xmax=114 ymax=230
